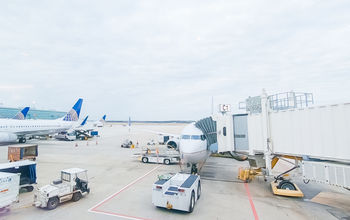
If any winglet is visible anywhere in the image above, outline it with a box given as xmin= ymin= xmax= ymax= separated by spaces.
xmin=13 ymin=107 xmax=30 ymax=120
xmin=62 ymin=98 xmax=83 ymax=121
xmin=80 ymin=115 xmax=88 ymax=126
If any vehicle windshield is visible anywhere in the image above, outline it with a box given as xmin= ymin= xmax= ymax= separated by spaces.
xmin=61 ymin=172 xmax=71 ymax=182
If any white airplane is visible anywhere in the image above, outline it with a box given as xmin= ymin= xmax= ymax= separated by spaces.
xmin=93 ymin=115 xmax=106 ymax=127
xmin=0 ymin=99 xmax=83 ymax=143
xmin=141 ymin=122 xmax=209 ymax=173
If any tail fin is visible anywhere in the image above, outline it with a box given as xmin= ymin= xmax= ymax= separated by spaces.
xmin=13 ymin=107 xmax=30 ymax=120
xmin=101 ymin=115 xmax=106 ymax=121
xmin=128 ymin=116 xmax=131 ymax=127
xmin=62 ymin=98 xmax=83 ymax=121
xmin=80 ymin=115 xmax=88 ymax=126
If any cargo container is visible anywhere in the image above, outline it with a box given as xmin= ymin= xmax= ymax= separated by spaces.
xmin=8 ymin=144 xmax=38 ymax=162
xmin=0 ymin=172 xmax=20 ymax=210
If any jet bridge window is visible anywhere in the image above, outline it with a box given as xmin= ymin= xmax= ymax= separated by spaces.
xmin=181 ymin=135 xmax=191 ymax=139
xmin=223 ymin=127 xmax=227 ymax=136
xmin=200 ymin=135 xmax=206 ymax=141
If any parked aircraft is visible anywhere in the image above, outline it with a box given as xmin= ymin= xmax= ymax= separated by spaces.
xmin=0 ymin=99 xmax=83 ymax=143
xmin=93 ymin=115 xmax=106 ymax=127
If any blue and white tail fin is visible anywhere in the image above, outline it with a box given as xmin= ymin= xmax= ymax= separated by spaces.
xmin=13 ymin=107 xmax=30 ymax=120
xmin=101 ymin=115 xmax=106 ymax=121
xmin=80 ymin=115 xmax=88 ymax=126
xmin=62 ymin=98 xmax=83 ymax=121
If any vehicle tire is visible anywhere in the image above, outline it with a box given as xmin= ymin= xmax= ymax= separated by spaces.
xmin=164 ymin=159 xmax=170 ymax=165
xmin=72 ymin=192 xmax=82 ymax=202
xmin=26 ymin=186 xmax=34 ymax=192
xmin=197 ymin=181 xmax=201 ymax=200
xmin=188 ymin=191 xmax=195 ymax=213
xmin=142 ymin=157 xmax=148 ymax=163
xmin=278 ymin=180 xmax=296 ymax=190
xmin=47 ymin=197 xmax=59 ymax=210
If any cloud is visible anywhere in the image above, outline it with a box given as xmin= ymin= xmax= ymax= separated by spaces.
xmin=0 ymin=0 xmax=349 ymax=120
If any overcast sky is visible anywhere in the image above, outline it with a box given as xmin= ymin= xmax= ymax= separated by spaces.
xmin=0 ymin=0 xmax=349 ymax=120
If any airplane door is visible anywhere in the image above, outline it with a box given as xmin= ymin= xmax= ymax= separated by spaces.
xmin=233 ymin=114 xmax=249 ymax=152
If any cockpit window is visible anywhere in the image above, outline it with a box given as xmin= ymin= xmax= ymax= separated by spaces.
xmin=191 ymin=135 xmax=201 ymax=140
xmin=181 ymin=135 xmax=191 ymax=139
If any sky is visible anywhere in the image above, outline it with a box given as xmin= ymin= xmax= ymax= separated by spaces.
xmin=0 ymin=0 xmax=349 ymax=121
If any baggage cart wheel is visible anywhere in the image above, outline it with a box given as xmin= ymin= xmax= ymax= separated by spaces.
xmin=142 ymin=157 xmax=148 ymax=163
xmin=26 ymin=186 xmax=34 ymax=192
xmin=164 ymin=159 xmax=170 ymax=165
xmin=188 ymin=191 xmax=195 ymax=213
xmin=47 ymin=197 xmax=59 ymax=210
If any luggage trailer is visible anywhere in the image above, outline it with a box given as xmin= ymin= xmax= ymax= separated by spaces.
xmin=152 ymin=173 xmax=201 ymax=213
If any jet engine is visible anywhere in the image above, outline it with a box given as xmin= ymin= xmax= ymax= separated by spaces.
xmin=0 ymin=132 xmax=17 ymax=143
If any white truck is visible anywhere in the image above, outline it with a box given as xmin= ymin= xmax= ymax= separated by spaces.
xmin=0 ymin=172 xmax=20 ymax=212
xmin=152 ymin=173 xmax=201 ymax=213
xmin=34 ymin=168 xmax=90 ymax=210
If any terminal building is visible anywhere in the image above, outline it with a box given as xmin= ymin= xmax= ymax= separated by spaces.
xmin=0 ymin=106 xmax=66 ymax=120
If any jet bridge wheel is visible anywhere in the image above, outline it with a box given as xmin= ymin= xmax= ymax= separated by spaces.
xmin=278 ymin=180 xmax=296 ymax=191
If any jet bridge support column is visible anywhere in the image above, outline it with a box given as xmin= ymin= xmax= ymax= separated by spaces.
xmin=261 ymin=90 xmax=272 ymax=176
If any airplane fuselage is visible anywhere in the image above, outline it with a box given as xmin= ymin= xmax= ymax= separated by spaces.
xmin=178 ymin=123 xmax=210 ymax=169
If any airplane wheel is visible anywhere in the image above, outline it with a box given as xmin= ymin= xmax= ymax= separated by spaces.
xmin=188 ymin=191 xmax=195 ymax=213
xmin=278 ymin=180 xmax=296 ymax=190
xmin=142 ymin=157 xmax=148 ymax=163
xmin=47 ymin=197 xmax=59 ymax=210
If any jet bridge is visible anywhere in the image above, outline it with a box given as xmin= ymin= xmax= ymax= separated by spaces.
xmin=226 ymin=90 xmax=350 ymax=190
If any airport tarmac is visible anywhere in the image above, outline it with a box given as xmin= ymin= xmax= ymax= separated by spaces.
xmin=0 ymin=123 xmax=350 ymax=220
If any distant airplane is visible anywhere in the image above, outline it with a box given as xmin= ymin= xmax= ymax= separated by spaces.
xmin=13 ymin=107 xmax=30 ymax=120
xmin=93 ymin=115 xmax=106 ymax=127
xmin=0 ymin=99 xmax=83 ymax=143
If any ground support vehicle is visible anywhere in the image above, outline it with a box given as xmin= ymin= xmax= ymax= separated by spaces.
xmin=0 ymin=160 xmax=36 ymax=192
xmin=140 ymin=150 xmax=180 ymax=165
xmin=152 ymin=173 xmax=201 ymax=212
xmin=0 ymin=172 xmax=20 ymax=212
xmin=121 ymin=139 xmax=133 ymax=148
xmin=34 ymin=168 xmax=90 ymax=210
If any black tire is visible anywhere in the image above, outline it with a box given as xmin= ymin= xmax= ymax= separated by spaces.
xmin=47 ymin=197 xmax=59 ymax=210
xmin=142 ymin=157 xmax=148 ymax=163
xmin=72 ymin=192 xmax=82 ymax=202
xmin=278 ymin=180 xmax=296 ymax=190
xmin=164 ymin=159 xmax=170 ymax=165
xmin=26 ymin=186 xmax=34 ymax=192
xmin=197 ymin=181 xmax=201 ymax=200
xmin=188 ymin=191 xmax=195 ymax=213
